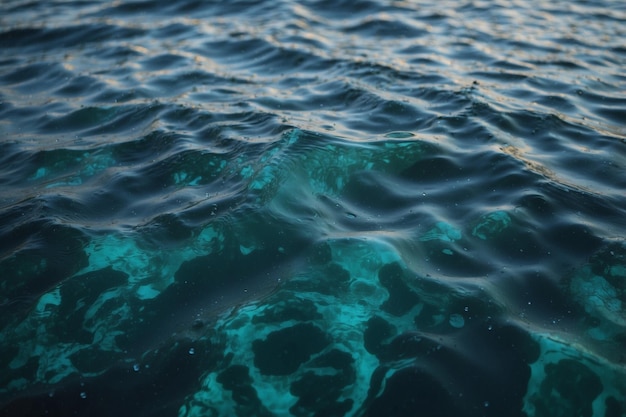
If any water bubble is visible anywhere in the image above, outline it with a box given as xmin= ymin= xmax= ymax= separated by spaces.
xmin=80 ymin=392 xmax=87 ymax=399
xmin=188 ymin=347 xmax=195 ymax=355
xmin=133 ymin=363 xmax=140 ymax=372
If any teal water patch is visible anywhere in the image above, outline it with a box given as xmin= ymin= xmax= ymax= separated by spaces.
xmin=418 ymin=211 xmax=513 ymax=259
xmin=81 ymin=225 xmax=224 ymax=295
xmin=420 ymin=221 xmax=462 ymax=242
xmin=29 ymin=149 xmax=117 ymax=188
xmin=176 ymin=236 xmax=626 ymax=417
xmin=300 ymin=140 xmax=425 ymax=197
xmin=179 ymin=237 xmax=482 ymax=417
xmin=173 ymin=171 xmax=202 ymax=186
xmin=233 ymin=129 xmax=302 ymax=199
xmin=240 ymin=129 xmax=427 ymax=204
xmin=448 ymin=313 xmax=465 ymax=328
xmin=520 ymin=242 xmax=626 ymax=417
xmin=0 ymin=224 xmax=226 ymax=392
xmin=2 ymin=128 xmax=430 ymax=397
xmin=567 ymin=242 xmax=626 ymax=342
xmin=471 ymin=210 xmax=511 ymax=240
xmin=523 ymin=333 xmax=626 ymax=417
xmin=2 ymin=127 xmax=625 ymax=414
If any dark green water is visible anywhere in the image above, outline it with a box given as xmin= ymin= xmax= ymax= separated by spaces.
xmin=1 ymin=0 xmax=625 ymax=416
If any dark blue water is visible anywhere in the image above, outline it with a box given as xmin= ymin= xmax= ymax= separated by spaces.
xmin=1 ymin=0 xmax=625 ymax=416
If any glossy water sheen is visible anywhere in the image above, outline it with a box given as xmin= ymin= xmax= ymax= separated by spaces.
xmin=1 ymin=1 xmax=625 ymax=416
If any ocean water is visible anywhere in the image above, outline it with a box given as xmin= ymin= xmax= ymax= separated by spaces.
xmin=1 ymin=0 xmax=625 ymax=416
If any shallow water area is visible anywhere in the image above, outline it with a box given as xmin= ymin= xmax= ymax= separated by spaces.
xmin=1 ymin=0 xmax=626 ymax=416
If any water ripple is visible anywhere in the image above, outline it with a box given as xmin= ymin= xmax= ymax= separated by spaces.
xmin=1 ymin=0 xmax=625 ymax=415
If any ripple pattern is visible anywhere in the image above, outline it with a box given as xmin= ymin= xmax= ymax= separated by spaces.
xmin=1 ymin=0 xmax=625 ymax=416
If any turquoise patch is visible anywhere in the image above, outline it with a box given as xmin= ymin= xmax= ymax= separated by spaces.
xmin=420 ymin=222 xmax=462 ymax=242
xmin=471 ymin=210 xmax=511 ymax=240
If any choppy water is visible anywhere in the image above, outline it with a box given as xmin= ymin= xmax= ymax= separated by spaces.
xmin=1 ymin=0 xmax=626 ymax=416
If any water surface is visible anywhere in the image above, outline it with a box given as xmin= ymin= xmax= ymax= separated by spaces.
xmin=1 ymin=1 xmax=625 ymax=416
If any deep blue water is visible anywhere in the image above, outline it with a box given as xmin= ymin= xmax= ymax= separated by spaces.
xmin=1 ymin=0 xmax=626 ymax=416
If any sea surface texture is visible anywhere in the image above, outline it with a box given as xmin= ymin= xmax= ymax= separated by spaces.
xmin=1 ymin=0 xmax=625 ymax=416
